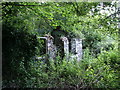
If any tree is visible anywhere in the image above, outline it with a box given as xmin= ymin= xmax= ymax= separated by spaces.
xmin=2 ymin=1 xmax=119 ymax=88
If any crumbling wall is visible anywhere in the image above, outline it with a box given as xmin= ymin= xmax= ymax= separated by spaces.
xmin=60 ymin=36 xmax=69 ymax=59
xmin=71 ymin=38 xmax=82 ymax=61
xmin=38 ymin=35 xmax=56 ymax=60
xmin=38 ymin=35 xmax=82 ymax=61
xmin=46 ymin=35 xmax=56 ymax=60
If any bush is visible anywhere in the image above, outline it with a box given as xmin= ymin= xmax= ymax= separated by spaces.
xmin=81 ymin=48 xmax=119 ymax=88
xmin=2 ymin=18 xmax=39 ymax=88
xmin=5 ymin=48 xmax=118 ymax=88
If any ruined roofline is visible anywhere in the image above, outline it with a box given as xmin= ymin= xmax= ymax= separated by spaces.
xmin=37 ymin=35 xmax=82 ymax=61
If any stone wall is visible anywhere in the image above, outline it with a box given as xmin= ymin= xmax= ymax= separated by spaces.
xmin=71 ymin=38 xmax=82 ymax=61
xmin=60 ymin=36 xmax=69 ymax=59
xmin=46 ymin=35 xmax=56 ymax=60
xmin=38 ymin=35 xmax=82 ymax=61
xmin=38 ymin=36 xmax=56 ymax=60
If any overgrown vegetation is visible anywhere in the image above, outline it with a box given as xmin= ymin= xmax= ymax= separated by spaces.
xmin=2 ymin=1 xmax=119 ymax=89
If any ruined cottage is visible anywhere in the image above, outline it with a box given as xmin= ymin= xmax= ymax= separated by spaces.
xmin=37 ymin=27 xmax=82 ymax=61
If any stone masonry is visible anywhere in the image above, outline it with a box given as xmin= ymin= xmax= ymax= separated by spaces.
xmin=38 ymin=35 xmax=82 ymax=61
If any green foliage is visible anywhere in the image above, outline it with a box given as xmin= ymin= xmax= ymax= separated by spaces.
xmin=4 ymin=48 xmax=119 ymax=88
xmin=2 ymin=1 xmax=119 ymax=89
xmin=2 ymin=2 xmax=39 ymax=85
xmin=81 ymin=48 xmax=119 ymax=88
